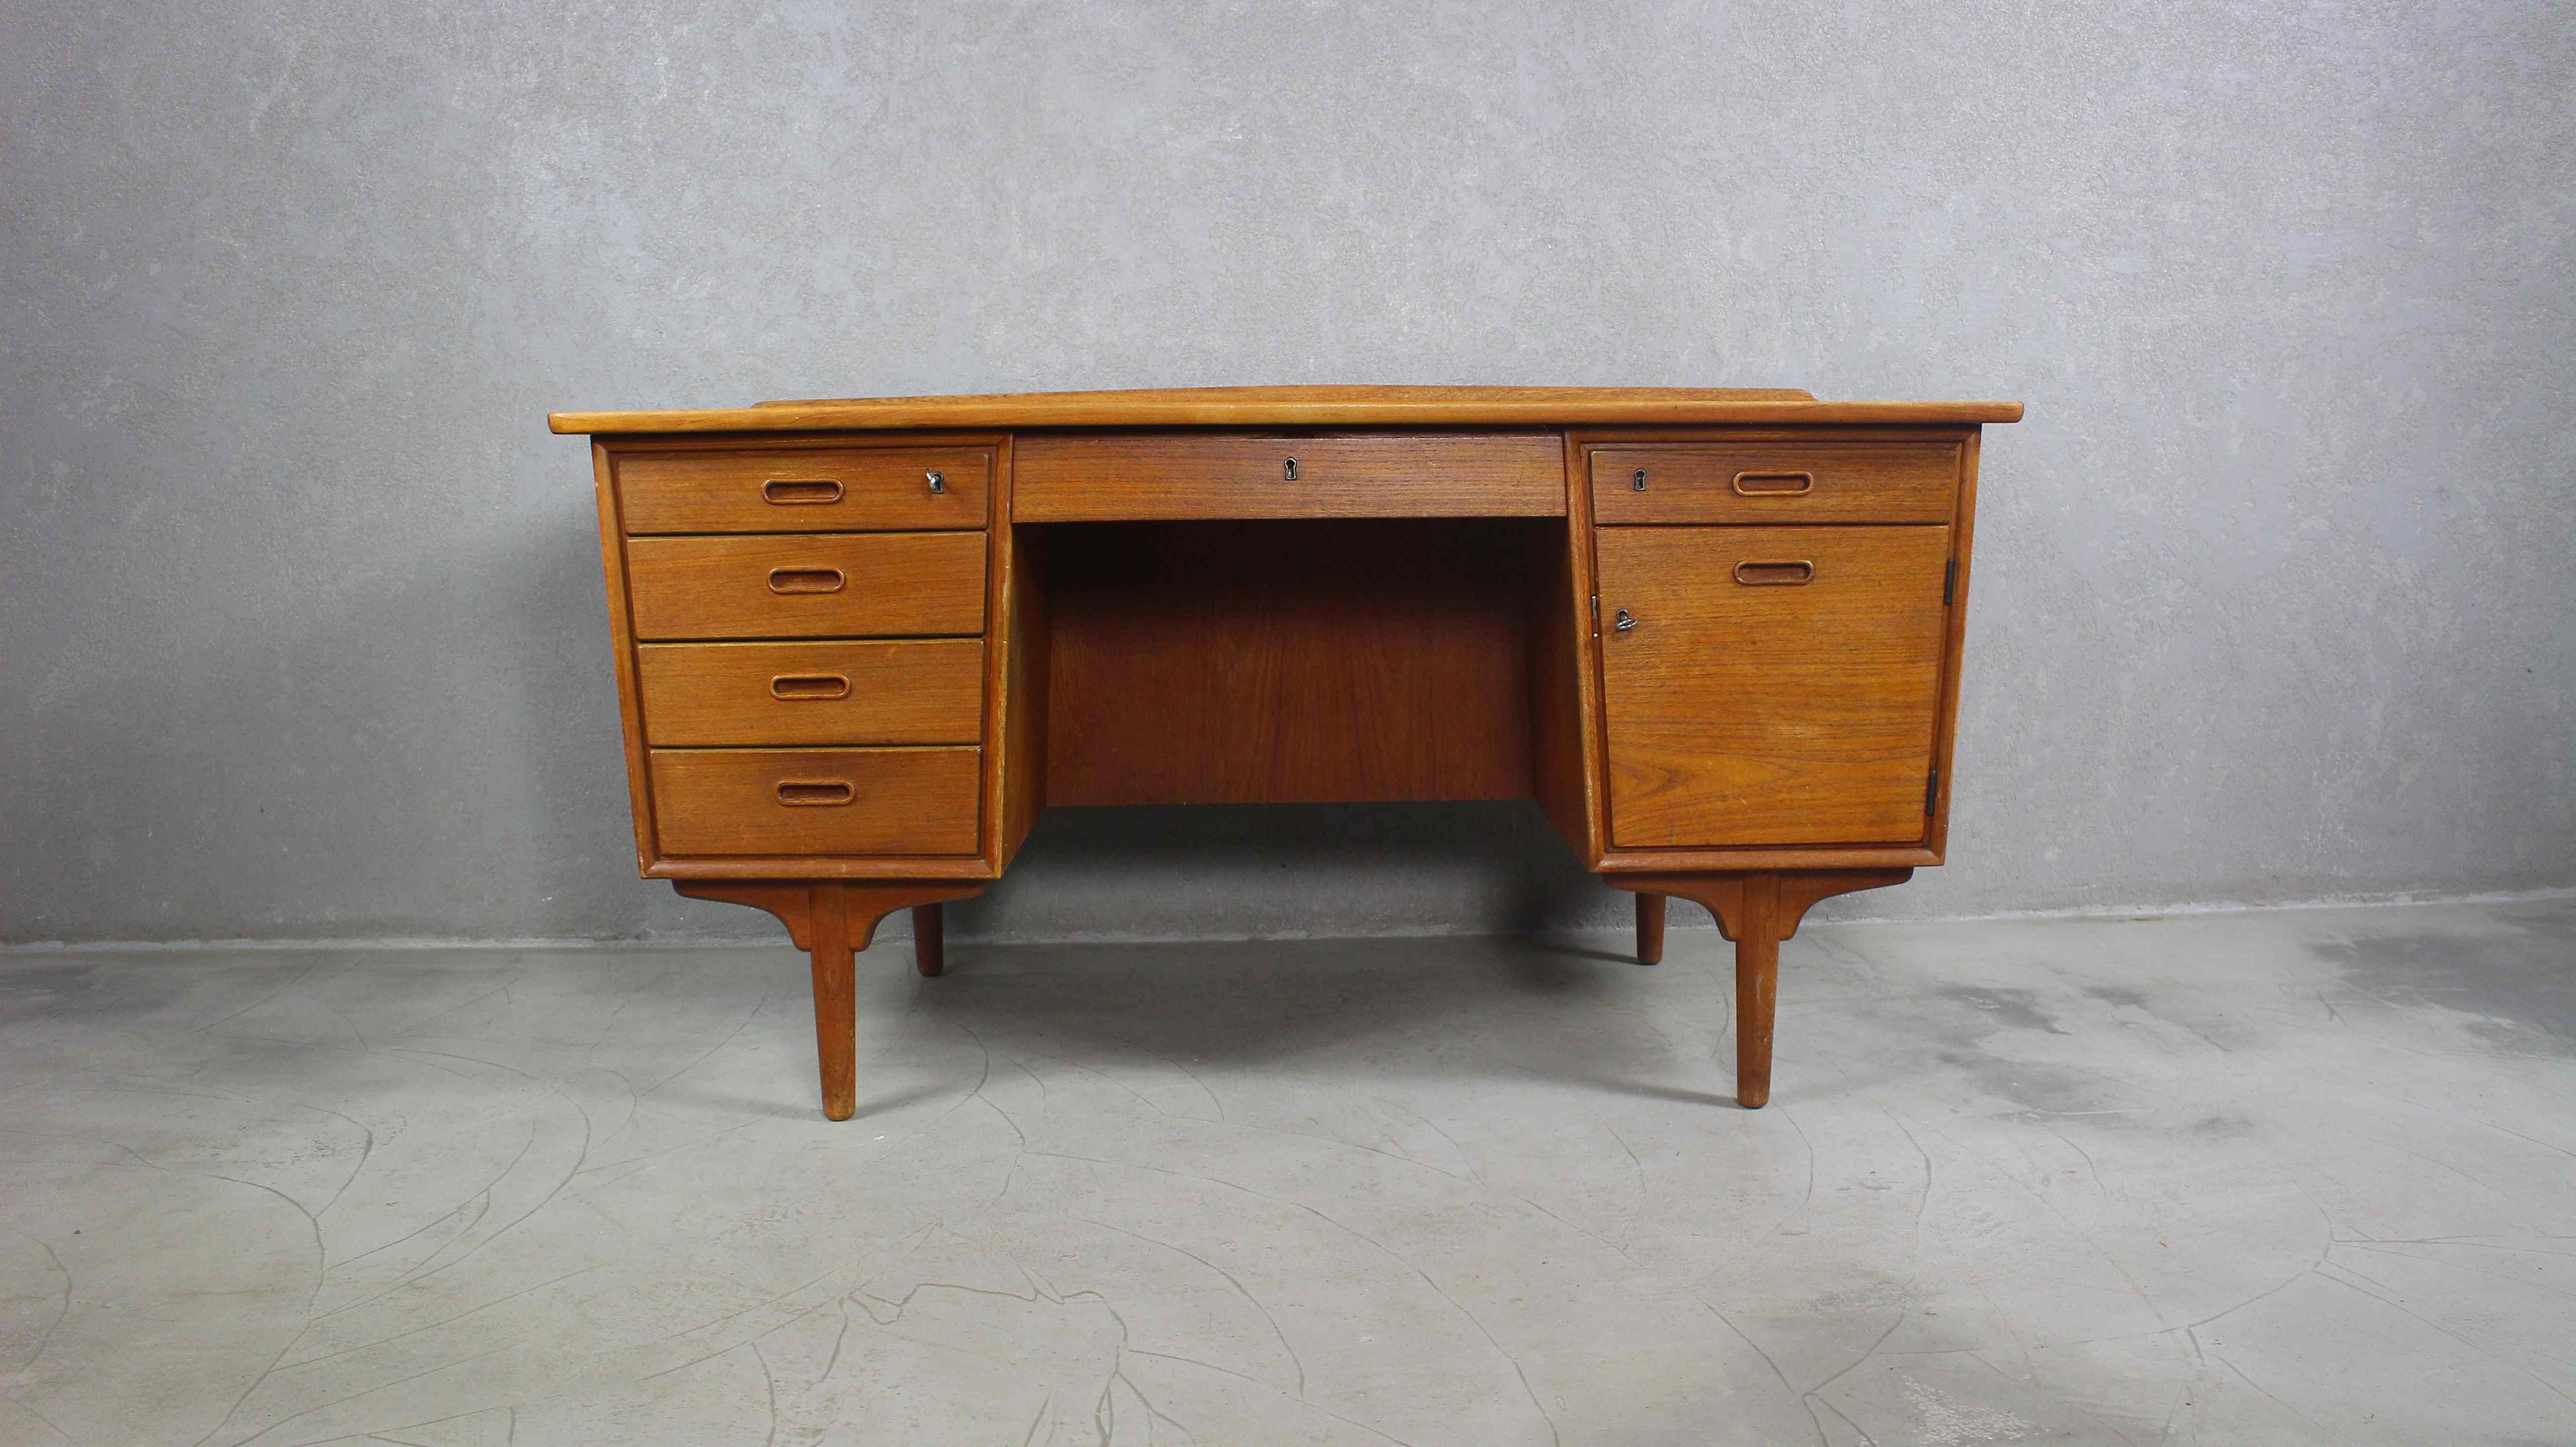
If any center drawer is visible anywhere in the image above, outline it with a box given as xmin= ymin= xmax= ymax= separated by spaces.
xmin=637 ymin=639 xmax=984 ymax=746
xmin=1013 ymin=433 xmax=1565 ymax=519
xmin=625 ymin=533 xmax=986 ymax=640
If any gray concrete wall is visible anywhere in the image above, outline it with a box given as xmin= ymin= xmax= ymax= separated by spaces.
xmin=4 ymin=1 xmax=2570 ymax=945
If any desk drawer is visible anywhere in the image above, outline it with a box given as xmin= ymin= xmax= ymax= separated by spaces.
xmin=626 ymin=533 xmax=986 ymax=640
xmin=618 ymin=447 xmax=991 ymax=533
xmin=1015 ymin=433 xmax=1564 ymax=519
xmin=638 ymin=639 xmax=983 ymax=746
xmin=650 ymin=747 xmax=981 ymax=856
xmin=1592 ymin=440 xmax=1959 ymax=524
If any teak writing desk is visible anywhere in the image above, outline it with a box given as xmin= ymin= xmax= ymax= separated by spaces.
xmin=548 ymin=386 xmax=2022 ymax=1118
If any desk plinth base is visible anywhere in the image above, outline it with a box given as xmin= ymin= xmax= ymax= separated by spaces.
xmin=674 ymin=880 xmax=984 ymax=1120
xmin=1611 ymin=870 xmax=1914 ymax=1109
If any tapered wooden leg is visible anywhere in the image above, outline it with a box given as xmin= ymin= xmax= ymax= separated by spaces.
xmin=673 ymin=878 xmax=985 ymax=1120
xmin=807 ymin=883 xmax=859 ymax=1121
xmin=1635 ymin=892 xmax=1666 ymax=965
xmin=913 ymin=903 xmax=945 ymax=977
xmin=1732 ymin=875 xmax=1780 ymax=1109
xmin=1604 ymin=868 xmax=1914 ymax=1110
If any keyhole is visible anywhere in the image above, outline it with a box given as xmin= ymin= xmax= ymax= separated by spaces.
xmin=1284 ymin=457 xmax=1298 ymax=482
xmin=1632 ymin=468 xmax=1648 ymax=491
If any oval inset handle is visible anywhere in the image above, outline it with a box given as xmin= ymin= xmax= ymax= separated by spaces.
xmin=770 ymin=673 xmax=851 ymax=700
xmin=775 ymin=780 xmax=854 ymax=806
xmin=762 ymin=478 xmax=845 ymax=504
xmin=1732 ymin=470 xmax=1815 ymax=496
xmin=767 ymin=567 xmax=845 ymax=594
xmin=1734 ymin=560 xmax=1815 ymax=585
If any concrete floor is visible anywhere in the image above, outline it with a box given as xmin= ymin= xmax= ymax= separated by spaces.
xmin=0 ymin=899 xmax=2570 ymax=1446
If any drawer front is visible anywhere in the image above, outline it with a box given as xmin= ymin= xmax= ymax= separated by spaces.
xmin=1592 ymin=440 xmax=1959 ymax=524
xmin=650 ymin=747 xmax=981 ymax=856
xmin=617 ymin=447 xmax=992 ymax=534
xmin=1014 ymin=433 xmax=1564 ymax=520
xmin=1598 ymin=525 xmax=1951 ymax=847
xmin=637 ymin=639 xmax=983 ymax=746
xmin=625 ymin=533 xmax=986 ymax=640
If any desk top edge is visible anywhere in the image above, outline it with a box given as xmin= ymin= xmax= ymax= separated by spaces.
xmin=549 ymin=386 xmax=2025 ymax=435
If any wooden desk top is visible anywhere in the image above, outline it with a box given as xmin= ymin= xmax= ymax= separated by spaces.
xmin=549 ymin=385 xmax=2025 ymax=435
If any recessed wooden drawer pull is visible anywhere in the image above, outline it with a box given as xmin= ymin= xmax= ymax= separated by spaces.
xmin=775 ymin=780 xmax=855 ymax=806
xmin=761 ymin=478 xmax=845 ymax=504
xmin=768 ymin=673 xmax=852 ymax=701
xmin=1731 ymin=471 xmax=1815 ymax=496
xmin=767 ymin=566 xmax=846 ymax=594
xmin=1734 ymin=560 xmax=1815 ymax=585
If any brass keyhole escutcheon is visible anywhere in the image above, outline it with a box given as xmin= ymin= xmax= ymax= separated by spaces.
xmin=1632 ymin=468 xmax=1648 ymax=491
xmin=1283 ymin=457 xmax=1298 ymax=481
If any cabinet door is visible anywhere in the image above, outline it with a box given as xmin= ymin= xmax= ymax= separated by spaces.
xmin=1597 ymin=525 xmax=1950 ymax=848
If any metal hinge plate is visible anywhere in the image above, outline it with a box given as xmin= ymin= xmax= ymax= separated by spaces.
xmin=1926 ymin=767 xmax=1940 ymax=816
xmin=1943 ymin=559 xmax=1956 ymax=606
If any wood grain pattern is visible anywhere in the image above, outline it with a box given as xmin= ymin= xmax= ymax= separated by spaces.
xmin=1013 ymin=432 xmax=1565 ymax=520
xmin=591 ymin=441 xmax=659 ymax=873
xmin=649 ymin=747 xmax=981 ymax=856
xmin=1037 ymin=519 xmax=1541 ymax=805
xmin=625 ymin=533 xmax=986 ymax=640
xmin=617 ymin=446 xmax=991 ymax=534
xmin=635 ymin=639 xmax=984 ymax=746
xmin=1562 ymin=436 xmax=1612 ymax=862
xmin=1927 ymin=429 xmax=1980 ymax=858
xmin=1591 ymin=439 xmax=1960 ymax=525
xmin=1527 ymin=507 xmax=1591 ymax=858
xmin=1597 ymin=525 xmax=1951 ymax=847
xmin=1526 ymin=435 xmax=1598 ymax=863
xmin=549 ymin=386 xmax=2025 ymax=435
xmin=1598 ymin=845 xmax=1941 ymax=873
xmin=993 ymin=435 xmax=1051 ymax=869
xmin=645 ymin=855 xmax=1000 ymax=881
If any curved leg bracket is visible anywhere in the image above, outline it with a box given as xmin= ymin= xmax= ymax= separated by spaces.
xmin=1607 ymin=869 xmax=1913 ymax=1109
xmin=675 ymin=880 xmax=984 ymax=1120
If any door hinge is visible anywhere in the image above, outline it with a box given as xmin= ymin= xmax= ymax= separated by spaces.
xmin=1926 ymin=767 xmax=1940 ymax=816
xmin=1943 ymin=559 xmax=1956 ymax=607
xmin=1589 ymin=593 xmax=1601 ymax=635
